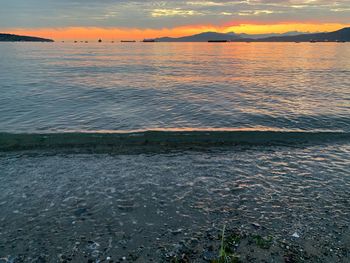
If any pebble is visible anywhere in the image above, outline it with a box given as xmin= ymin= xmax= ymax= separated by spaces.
xmin=252 ymin=222 xmax=261 ymax=228
xmin=292 ymin=232 xmax=300 ymax=238
xmin=203 ymin=250 xmax=216 ymax=261
xmin=171 ymin=228 xmax=183 ymax=235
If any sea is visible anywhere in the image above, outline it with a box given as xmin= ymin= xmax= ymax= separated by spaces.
xmin=0 ymin=42 xmax=350 ymax=262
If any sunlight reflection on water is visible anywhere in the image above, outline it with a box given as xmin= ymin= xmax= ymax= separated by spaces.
xmin=0 ymin=42 xmax=349 ymax=133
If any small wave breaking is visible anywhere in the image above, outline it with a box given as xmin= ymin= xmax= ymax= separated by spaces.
xmin=1 ymin=128 xmax=349 ymax=152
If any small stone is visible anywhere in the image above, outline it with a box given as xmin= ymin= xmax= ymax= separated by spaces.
xmin=292 ymin=232 xmax=300 ymax=238
xmin=171 ymin=228 xmax=183 ymax=235
xmin=252 ymin=222 xmax=261 ymax=228
xmin=203 ymin=250 xmax=216 ymax=261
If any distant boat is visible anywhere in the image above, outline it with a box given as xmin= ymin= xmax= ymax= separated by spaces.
xmin=208 ymin=40 xmax=228 ymax=43
xmin=85 ymin=41 xmax=88 ymax=43
xmin=98 ymin=39 xmax=102 ymax=43
xmin=74 ymin=41 xmax=77 ymax=43
xmin=121 ymin=40 xmax=136 ymax=43
xmin=310 ymin=40 xmax=317 ymax=43
xmin=143 ymin=39 xmax=156 ymax=42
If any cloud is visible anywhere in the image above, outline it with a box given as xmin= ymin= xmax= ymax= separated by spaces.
xmin=151 ymin=8 xmax=204 ymax=17
xmin=0 ymin=0 xmax=349 ymax=29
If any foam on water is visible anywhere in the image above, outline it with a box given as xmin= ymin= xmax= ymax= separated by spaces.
xmin=1 ymin=144 xmax=350 ymax=261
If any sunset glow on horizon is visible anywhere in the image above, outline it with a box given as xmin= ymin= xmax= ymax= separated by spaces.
xmin=3 ymin=23 xmax=350 ymax=41
xmin=1 ymin=0 xmax=350 ymax=40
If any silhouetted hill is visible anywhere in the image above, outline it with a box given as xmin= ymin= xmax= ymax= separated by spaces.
xmin=155 ymin=32 xmax=242 ymax=42
xmin=154 ymin=28 xmax=349 ymax=42
xmin=236 ymin=31 xmax=308 ymax=39
xmin=0 ymin=34 xmax=54 ymax=42
xmin=248 ymin=27 xmax=350 ymax=42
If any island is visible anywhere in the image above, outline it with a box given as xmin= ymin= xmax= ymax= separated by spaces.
xmin=0 ymin=33 xmax=54 ymax=42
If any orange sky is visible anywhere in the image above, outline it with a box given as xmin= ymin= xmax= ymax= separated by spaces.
xmin=3 ymin=22 xmax=350 ymax=41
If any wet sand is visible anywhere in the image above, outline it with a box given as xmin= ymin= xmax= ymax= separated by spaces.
xmin=0 ymin=144 xmax=349 ymax=262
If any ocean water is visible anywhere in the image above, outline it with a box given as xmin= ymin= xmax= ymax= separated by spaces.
xmin=1 ymin=42 xmax=350 ymax=133
xmin=0 ymin=42 xmax=350 ymax=262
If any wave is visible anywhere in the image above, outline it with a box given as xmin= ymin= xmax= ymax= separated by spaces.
xmin=1 ymin=129 xmax=350 ymax=152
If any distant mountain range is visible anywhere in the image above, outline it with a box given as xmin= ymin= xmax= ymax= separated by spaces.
xmin=155 ymin=31 xmax=308 ymax=42
xmin=245 ymin=27 xmax=350 ymax=42
xmin=156 ymin=32 xmax=240 ymax=42
xmin=235 ymin=31 xmax=309 ymax=39
xmin=0 ymin=33 xmax=53 ymax=42
xmin=154 ymin=27 xmax=350 ymax=42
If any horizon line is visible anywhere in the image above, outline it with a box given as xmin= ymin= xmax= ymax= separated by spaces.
xmin=1 ymin=22 xmax=349 ymax=41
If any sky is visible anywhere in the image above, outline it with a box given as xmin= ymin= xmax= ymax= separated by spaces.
xmin=1 ymin=0 xmax=350 ymax=40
